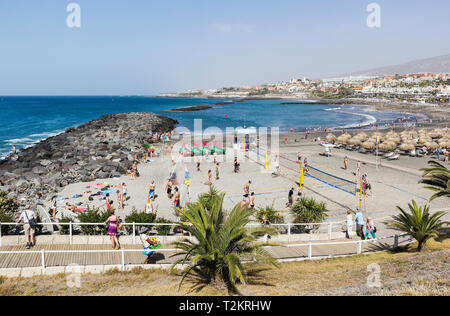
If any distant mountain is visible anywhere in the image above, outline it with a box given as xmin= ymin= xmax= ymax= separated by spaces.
xmin=346 ymin=54 xmax=450 ymax=77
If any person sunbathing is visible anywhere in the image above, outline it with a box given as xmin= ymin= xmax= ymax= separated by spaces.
xmin=65 ymin=202 xmax=84 ymax=213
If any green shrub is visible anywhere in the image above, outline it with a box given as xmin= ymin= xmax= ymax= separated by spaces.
xmin=0 ymin=191 xmax=18 ymax=235
xmin=124 ymin=207 xmax=157 ymax=234
xmin=290 ymin=197 xmax=328 ymax=233
xmin=58 ymin=216 xmax=73 ymax=235
xmin=256 ymin=203 xmax=285 ymax=224
xmin=155 ymin=217 xmax=174 ymax=235
xmin=77 ymin=207 xmax=110 ymax=235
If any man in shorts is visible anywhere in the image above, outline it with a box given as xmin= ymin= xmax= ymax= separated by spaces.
xmin=17 ymin=205 xmax=36 ymax=249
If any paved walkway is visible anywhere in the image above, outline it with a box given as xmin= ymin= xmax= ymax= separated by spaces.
xmin=0 ymin=233 xmax=413 ymax=271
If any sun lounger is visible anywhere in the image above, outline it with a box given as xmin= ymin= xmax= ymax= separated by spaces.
xmin=388 ymin=153 xmax=400 ymax=160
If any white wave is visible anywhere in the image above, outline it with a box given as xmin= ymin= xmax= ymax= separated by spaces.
xmin=4 ymin=138 xmax=34 ymax=145
xmin=324 ymin=107 xmax=342 ymax=111
xmin=336 ymin=111 xmax=377 ymax=129
xmin=29 ymin=131 xmax=63 ymax=138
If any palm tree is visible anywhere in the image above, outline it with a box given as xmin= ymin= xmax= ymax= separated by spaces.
xmin=389 ymin=200 xmax=448 ymax=251
xmin=290 ymin=197 xmax=328 ymax=233
xmin=171 ymin=190 xmax=280 ymax=293
xmin=420 ymin=160 xmax=450 ymax=201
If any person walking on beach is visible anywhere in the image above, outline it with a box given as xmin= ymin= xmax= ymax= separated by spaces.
xmin=234 ymin=157 xmax=240 ymax=173
xmin=105 ymin=205 xmax=121 ymax=249
xmin=17 ymin=205 xmax=36 ymax=249
xmin=297 ymin=184 xmax=304 ymax=201
xmin=365 ymin=217 xmax=376 ymax=240
xmin=303 ymin=158 xmax=309 ymax=173
xmin=166 ymin=179 xmax=173 ymax=199
xmin=122 ymin=182 xmax=127 ymax=203
xmin=345 ymin=210 xmax=353 ymax=239
xmin=249 ymin=192 xmax=255 ymax=208
xmin=344 ymin=156 xmax=349 ymax=170
xmin=240 ymin=196 xmax=247 ymax=210
xmin=196 ymin=158 xmax=201 ymax=172
xmin=147 ymin=181 xmax=156 ymax=201
xmin=205 ymin=170 xmax=212 ymax=185
xmin=215 ymin=163 xmax=220 ymax=180
xmin=355 ymin=160 xmax=361 ymax=177
xmin=362 ymin=174 xmax=372 ymax=196
xmin=105 ymin=193 xmax=111 ymax=210
xmin=50 ymin=196 xmax=57 ymax=221
xmin=131 ymin=161 xmax=139 ymax=179
xmin=355 ymin=208 xmax=365 ymax=240
xmin=117 ymin=184 xmax=123 ymax=210
xmin=275 ymin=154 xmax=280 ymax=174
xmin=297 ymin=152 xmax=302 ymax=164
xmin=173 ymin=187 xmax=180 ymax=209
xmin=287 ymin=187 xmax=294 ymax=207
xmin=244 ymin=180 xmax=251 ymax=199
xmin=139 ymin=227 xmax=154 ymax=264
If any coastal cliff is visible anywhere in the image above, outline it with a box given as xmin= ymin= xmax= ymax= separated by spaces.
xmin=0 ymin=112 xmax=178 ymax=207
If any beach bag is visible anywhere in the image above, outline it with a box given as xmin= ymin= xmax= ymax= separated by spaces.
xmin=25 ymin=211 xmax=35 ymax=229
xmin=142 ymin=248 xmax=153 ymax=256
xmin=373 ymin=227 xmax=377 ymax=233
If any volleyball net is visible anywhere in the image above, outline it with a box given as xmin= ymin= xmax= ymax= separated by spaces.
xmin=250 ymin=146 xmax=356 ymax=196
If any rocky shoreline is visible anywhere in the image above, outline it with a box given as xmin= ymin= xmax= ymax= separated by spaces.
xmin=169 ymin=105 xmax=212 ymax=112
xmin=0 ymin=112 xmax=178 ymax=208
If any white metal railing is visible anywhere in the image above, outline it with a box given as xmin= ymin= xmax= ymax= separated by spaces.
xmin=0 ymin=216 xmax=391 ymax=246
xmin=0 ymin=232 xmax=412 ymax=274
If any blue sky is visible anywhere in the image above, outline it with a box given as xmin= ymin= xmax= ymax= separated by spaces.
xmin=0 ymin=0 xmax=449 ymax=95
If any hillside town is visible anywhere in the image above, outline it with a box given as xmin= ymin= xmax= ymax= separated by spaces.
xmin=163 ymin=72 xmax=450 ymax=104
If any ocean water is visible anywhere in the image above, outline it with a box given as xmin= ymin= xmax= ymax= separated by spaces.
xmin=0 ymin=96 xmax=414 ymax=158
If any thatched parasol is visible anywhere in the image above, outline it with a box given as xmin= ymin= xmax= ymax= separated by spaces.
xmin=425 ymin=141 xmax=439 ymax=150
xmin=348 ymin=137 xmax=362 ymax=146
xmin=399 ymin=143 xmax=415 ymax=152
xmin=379 ymin=142 xmax=396 ymax=151
xmin=362 ymin=141 xmax=376 ymax=150
xmin=326 ymin=133 xmax=337 ymax=142
xmin=337 ymin=135 xmax=349 ymax=143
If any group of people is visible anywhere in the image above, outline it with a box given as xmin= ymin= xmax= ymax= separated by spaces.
xmin=241 ymin=180 xmax=255 ymax=209
xmin=346 ymin=209 xmax=376 ymax=240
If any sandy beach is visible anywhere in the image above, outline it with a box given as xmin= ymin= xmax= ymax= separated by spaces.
xmin=54 ymin=130 xmax=450 ymax=226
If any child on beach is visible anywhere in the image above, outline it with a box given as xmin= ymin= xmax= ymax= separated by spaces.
xmin=215 ymin=163 xmax=220 ymax=180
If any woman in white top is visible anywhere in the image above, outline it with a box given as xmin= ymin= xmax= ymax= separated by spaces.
xmin=346 ymin=210 xmax=353 ymax=239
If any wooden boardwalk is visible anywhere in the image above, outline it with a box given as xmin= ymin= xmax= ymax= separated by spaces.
xmin=0 ymin=234 xmax=411 ymax=270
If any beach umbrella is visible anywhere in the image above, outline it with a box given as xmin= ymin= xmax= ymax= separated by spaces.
xmin=362 ymin=141 xmax=376 ymax=149
xmin=438 ymin=138 xmax=449 ymax=146
xmin=378 ymin=143 xmax=391 ymax=152
xmin=418 ymin=137 xmax=432 ymax=145
xmin=387 ymin=136 xmax=401 ymax=144
xmin=337 ymin=134 xmax=351 ymax=143
xmin=356 ymin=132 xmax=368 ymax=141
xmin=326 ymin=133 xmax=336 ymax=142
xmin=399 ymin=143 xmax=415 ymax=152
xmin=348 ymin=137 xmax=362 ymax=145
xmin=386 ymin=141 xmax=397 ymax=150
xmin=425 ymin=141 xmax=439 ymax=150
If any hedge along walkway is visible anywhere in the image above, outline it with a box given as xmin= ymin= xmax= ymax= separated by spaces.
xmin=0 ymin=233 xmax=413 ymax=270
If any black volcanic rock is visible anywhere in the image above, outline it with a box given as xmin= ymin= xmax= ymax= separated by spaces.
xmin=0 ymin=112 xmax=178 ymax=208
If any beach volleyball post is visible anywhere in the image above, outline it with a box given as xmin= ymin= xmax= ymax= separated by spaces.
xmin=300 ymin=161 xmax=304 ymax=186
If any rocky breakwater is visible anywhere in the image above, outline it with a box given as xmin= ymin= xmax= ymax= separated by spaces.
xmin=0 ymin=112 xmax=178 ymax=207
